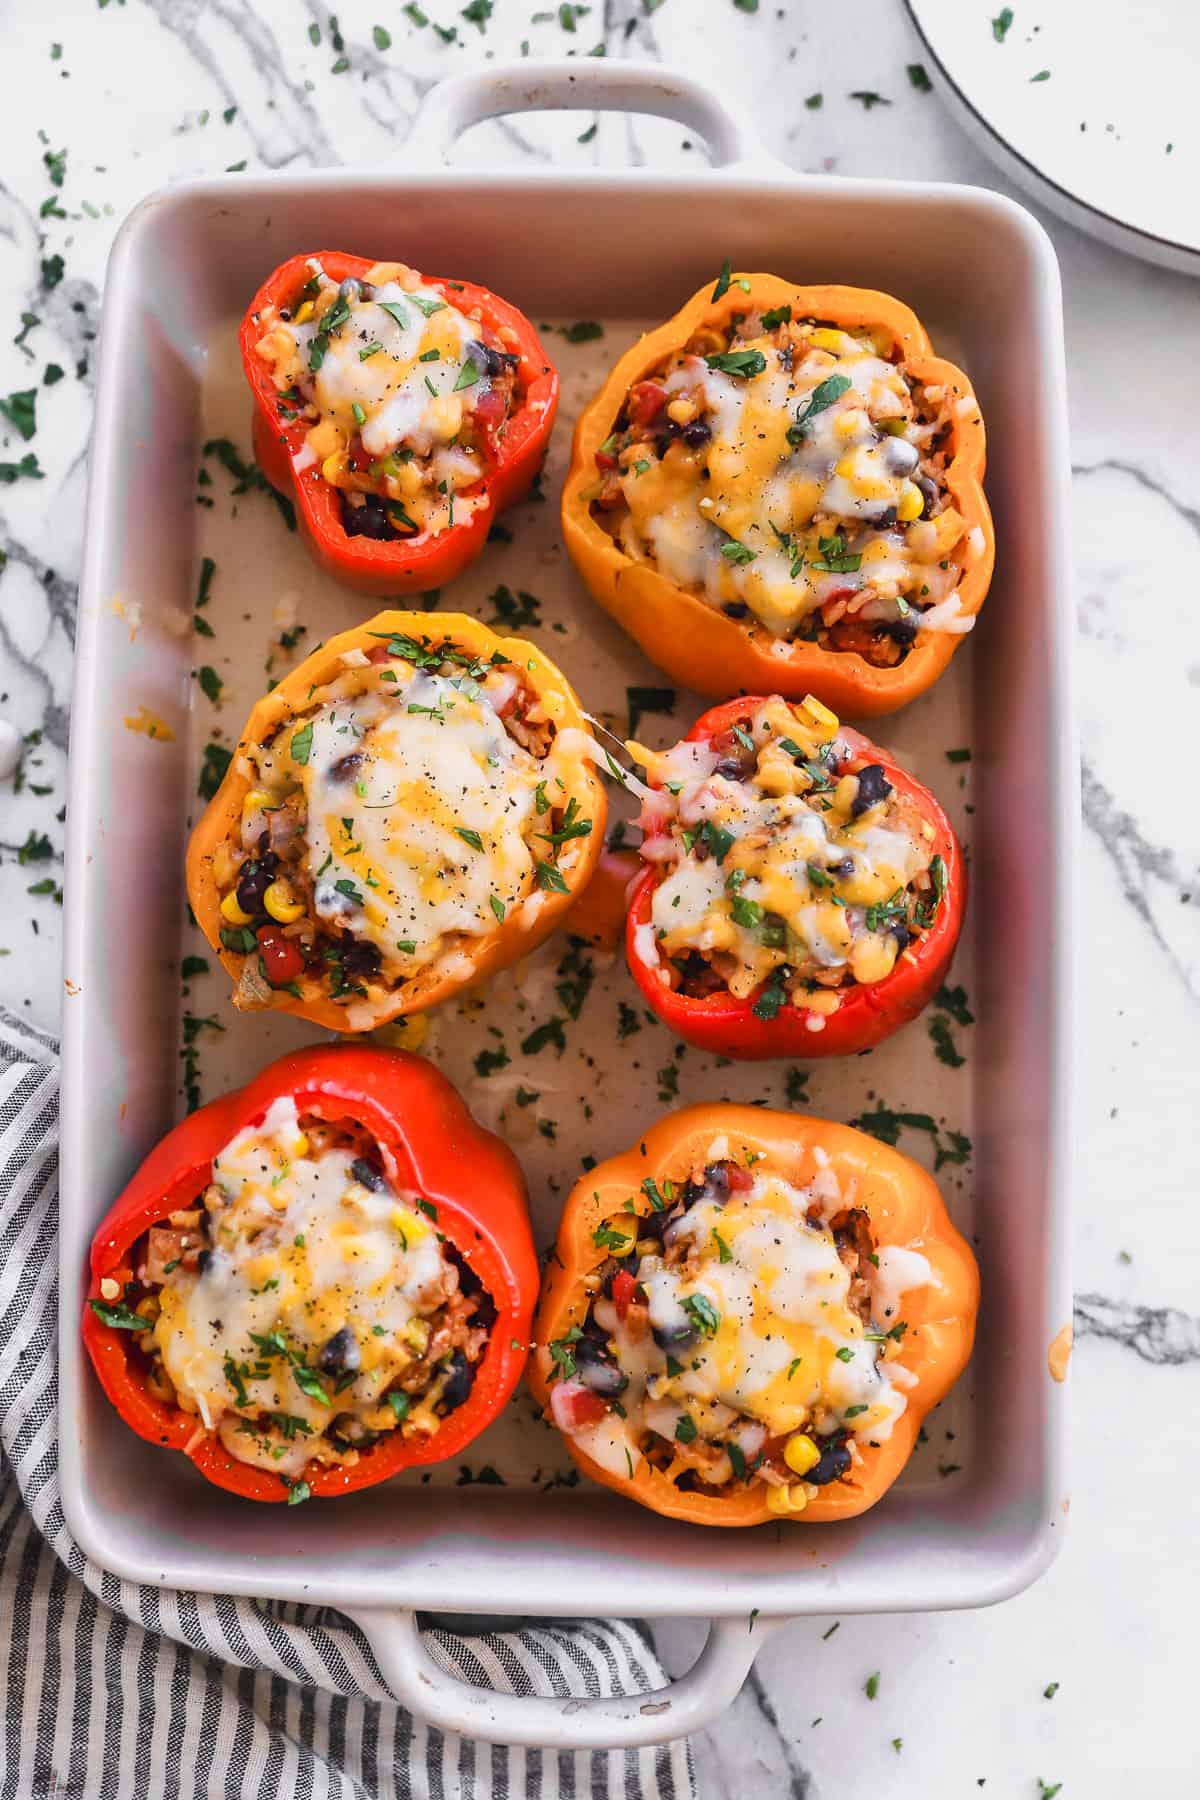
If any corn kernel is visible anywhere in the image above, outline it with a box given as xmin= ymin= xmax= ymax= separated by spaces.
xmin=809 ymin=327 xmax=845 ymax=352
xmin=220 ymin=891 xmax=253 ymax=927
xmin=390 ymin=1207 xmax=429 ymax=1244
xmin=404 ymin=1318 xmax=430 ymax=1353
xmin=291 ymin=1132 xmax=309 ymax=1159
xmin=799 ymin=694 xmax=839 ymax=734
xmin=263 ymin=880 xmax=305 ymax=924
xmin=766 ymin=1482 xmax=808 ymax=1515
xmin=322 ymin=452 xmax=345 ymax=486
xmin=833 ymin=408 xmax=868 ymax=441
xmin=242 ymin=789 xmax=270 ymax=815
xmin=783 ymin=1433 xmax=821 ymax=1477
xmin=667 ymin=398 xmax=698 ymax=426
xmin=293 ymin=300 xmax=315 ymax=325
xmin=99 ymin=1277 xmax=121 ymax=1302
xmin=896 ymin=482 xmax=924 ymax=523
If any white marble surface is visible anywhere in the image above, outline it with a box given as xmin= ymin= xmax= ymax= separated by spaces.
xmin=1 ymin=2 xmax=1197 ymax=1795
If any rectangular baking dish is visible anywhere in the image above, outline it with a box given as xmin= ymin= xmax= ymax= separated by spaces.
xmin=60 ymin=61 xmax=1075 ymax=1748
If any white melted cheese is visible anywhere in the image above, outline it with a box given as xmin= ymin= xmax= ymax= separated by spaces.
xmin=300 ymin=670 xmax=540 ymax=977
xmin=278 ymin=278 xmax=480 ymax=464
xmin=645 ymin=698 xmax=929 ymax=995
xmin=593 ymin=1164 xmax=931 ymax=1464
xmin=617 ymin=324 xmax=968 ymax=639
xmin=153 ymin=1098 xmax=451 ymax=1469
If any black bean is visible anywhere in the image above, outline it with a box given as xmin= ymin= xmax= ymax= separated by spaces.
xmin=651 ymin=1321 xmax=699 ymax=1353
xmin=722 ymin=602 xmax=750 ymax=619
xmin=437 ymin=1349 xmax=475 ymax=1414
xmin=195 ymin=1249 xmax=213 ymax=1276
xmin=890 ymin=921 xmax=911 ymax=952
xmin=337 ymin=278 xmax=361 ymax=306
xmin=882 ymin=435 xmax=919 ymax=475
xmin=851 ymin=763 xmax=893 ymax=817
xmin=886 ymin=614 xmax=919 ymax=646
xmin=327 ymin=1413 xmax=375 ymax=1450
xmin=236 ymin=860 xmax=273 ymax=917
xmin=681 ymin=417 xmax=712 ymax=449
xmin=826 ymin=856 xmax=855 ymax=878
xmin=470 ymin=339 xmax=519 ymax=380
xmin=574 ymin=1337 xmax=629 ymax=1397
xmin=328 ymin=751 xmax=364 ymax=783
xmin=358 ymin=283 xmax=375 ymax=302
xmin=806 ymin=1442 xmax=852 ymax=1486
xmin=341 ymin=939 xmax=382 ymax=978
xmin=341 ymin=494 xmax=401 ymax=541
xmin=350 ymin=1157 xmax=386 ymax=1192
xmin=318 ymin=1326 xmax=360 ymax=1377
xmin=875 ymin=505 xmax=898 ymax=528
xmin=914 ymin=473 xmax=938 ymax=518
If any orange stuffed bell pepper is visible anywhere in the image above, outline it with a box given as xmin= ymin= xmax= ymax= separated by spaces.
xmin=562 ymin=273 xmax=992 ymax=716
xmin=242 ymin=252 xmax=557 ymax=595
xmin=625 ymin=692 xmax=963 ymax=1058
xmin=83 ymin=1045 xmax=538 ymax=1504
xmin=530 ymin=1104 xmax=978 ymax=1526
xmin=186 ymin=611 xmax=606 ymax=1032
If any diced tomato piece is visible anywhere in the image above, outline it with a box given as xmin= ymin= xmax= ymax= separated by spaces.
xmin=550 ymin=1379 xmax=609 ymax=1433
xmin=472 ymin=386 xmax=507 ymax=432
xmin=255 ymin=926 xmax=305 ymax=987
xmin=725 ymin=1163 xmax=754 ymax=1193
xmin=628 ymin=382 xmax=667 ymax=428
xmin=612 ymin=1268 xmax=639 ymax=1321
xmin=594 ymin=448 xmax=618 ymax=472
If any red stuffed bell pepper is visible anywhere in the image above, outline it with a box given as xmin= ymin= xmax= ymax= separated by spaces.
xmin=83 ymin=1046 xmax=537 ymax=1503
xmin=241 ymin=252 xmax=558 ymax=596
xmin=625 ymin=693 xmax=963 ymax=1058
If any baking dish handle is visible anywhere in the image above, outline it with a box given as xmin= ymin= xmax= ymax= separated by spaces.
xmin=347 ymin=1604 xmax=775 ymax=1748
xmin=408 ymin=59 xmax=772 ymax=171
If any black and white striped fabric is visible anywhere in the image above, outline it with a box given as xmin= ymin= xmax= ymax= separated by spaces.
xmin=0 ymin=1008 xmax=694 ymax=1799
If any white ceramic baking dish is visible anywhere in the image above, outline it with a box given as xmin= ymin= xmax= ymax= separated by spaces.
xmin=60 ymin=61 xmax=1076 ymax=1749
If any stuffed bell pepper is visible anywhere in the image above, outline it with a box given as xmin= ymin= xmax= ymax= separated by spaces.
xmin=625 ymin=692 xmax=962 ymax=1057
xmin=186 ymin=612 xmax=606 ymax=1031
xmin=83 ymin=1047 xmax=537 ymax=1503
xmin=530 ymin=1104 xmax=978 ymax=1526
xmin=562 ymin=274 xmax=992 ymax=715
xmin=243 ymin=252 xmax=558 ymax=594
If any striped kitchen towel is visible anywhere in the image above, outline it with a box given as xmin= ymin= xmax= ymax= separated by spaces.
xmin=0 ymin=1007 xmax=694 ymax=1799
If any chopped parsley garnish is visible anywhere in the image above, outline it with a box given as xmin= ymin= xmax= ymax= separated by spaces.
xmin=284 ymin=1479 xmax=312 ymax=1506
xmin=929 ymin=1015 xmax=965 ymax=1068
xmin=752 ymin=973 xmax=788 ymax=1021
xmin=593 ymin=1223 xmax=633 ymax=1253
xmin=454 ymin=826 xmax=484 ymax=852
xmin=535 ymin=859 xmax=569 ymax=893
xmin=992 ymin=6 xmax=1014 ymax=40
xmin=719 ymin=534 xmax=757 ymax=565
xmin=377 ymin=299 xmax=408 ymax=329
xmin=849 ymin=91 xmax=891 ymax=110
xmin=0 ymin=389 xmax=38 ymax=441
xmin=699 ymin=819 xmax=734 ymax=864
xmin=907 ymin=62 xmax=932 ymax=92
xmin=408 ymin=291 xmax=446 ymax=318
xmin=712 ymin=1229 xmax=732 ymax=1264
xmin=788 ymin=373 xmax=852 ymax=444
xmin=548 ymin=1326 xmax=583 ymax=1378
xmin=704 ymin=348 xmax=766 ymax=379
xmin=682 ymin=1293 xmax=721 ymax=1337
xmin=289 ymin=720 xmax=314 ymax=764
xmin=537 ymin=795 xmax=593 ymax=856
xmin=88 ymin=1299 xmax=148 ymax=1331
xmin=711 ymin=259 xmax=733 ymax=302
xmin=674 ymin=1413 xmax=698 ymax=1443
xmin=761 ymin=304 xmax=792 ymax=329
xmin=730 ymin=896 xmax=763 ymax=930
xmin=521 ymin=1016 xmax=566 ymax=1056
xmin=641 ymin=1177 xmax=666 ymax=1212
xmin=864 ymin=1670 xmax=880 ymax=1698
xmin=811 ymin=531 xmax=862 ymax=574
xmin=727 ymin=1441 xmax=747 ymax=1479
xmin=559 ymin=319 xmax=604 ymax=343
xmin=489 ymin=894 xmax=506 ymax=923
xmin=334 ymin=878 xmax=364 ymax=906
xmin=196 ymin=666 xmax=222 ymax=704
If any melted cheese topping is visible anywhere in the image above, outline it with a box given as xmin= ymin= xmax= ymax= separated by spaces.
xmin=614 ymin=321 xmax=972 ymax=639
xmin=152 ymin=1098 xmax=457 ymax=1475
xmin=571 ymin=1157 xmax=930 ymax=1485
xmin=635 ymin=695 xmax=935 ymax=1002
xmin=286 ymin=668 xmax=541 ymax=979
xmin=255 ymin=259 xmax=496 ymax=534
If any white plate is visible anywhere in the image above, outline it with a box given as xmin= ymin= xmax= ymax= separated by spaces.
xmin=907 ymin=0 xmax=1200 ymax=274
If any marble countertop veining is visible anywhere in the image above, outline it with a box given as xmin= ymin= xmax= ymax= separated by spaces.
xmin=1 ymin=2 xmax=1197 ymax=1795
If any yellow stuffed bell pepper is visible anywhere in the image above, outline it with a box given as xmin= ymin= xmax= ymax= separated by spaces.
xmin=530 ymin=1104 xmax=978 ymax=1526
xmin=186 ymin=611 xmax=606 ymax=1031
xmin=562 ymin=275 xmax=993 ymax=717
